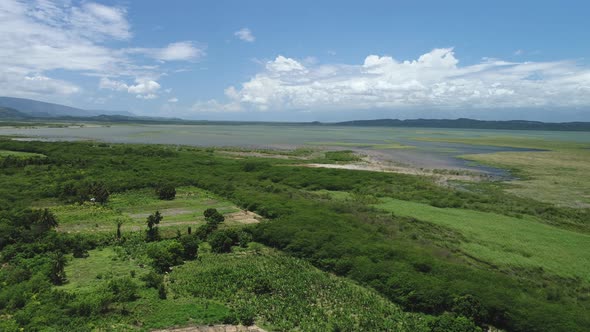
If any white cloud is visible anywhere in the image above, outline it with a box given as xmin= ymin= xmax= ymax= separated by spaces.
xmin=99 ymin=77 xmax=128 ymax=91
xmin=206 ymin=49 xmax=590 ymax=113
xmin=127 ymin=79 xmax=161 ymax=95
xmin=128 ymin=42 xmax=205 ymax=61
xmin=234 ymin=28 xmax=255 ymax=42
xmin=100 ymin=77 xmax=161 ymax=99
xmin=0 ymin=0 xmax=202 ymax=99
xmin=0 ymin=72 xmax=80 ymax=97
xmin=136 ymin=93 xmax=157 ymax=100
xmin=168 ymin=97 xmax=178 ymax=103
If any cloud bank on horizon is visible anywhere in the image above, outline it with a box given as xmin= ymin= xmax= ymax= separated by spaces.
xmin=1 ymin=0 xmax=589 ymax=121
xmin=201 ymin=50 xmax=590 ymax=114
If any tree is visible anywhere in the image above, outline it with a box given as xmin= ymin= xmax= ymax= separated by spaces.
xmin=179 ymin=234 xmax=199 ymax=260
xmin=208 ymin=230 xmax=234 ymax=253
xmin=146 ymin=211 xmax=163 ymax=242
xmin=156 ymin=185 xmax=176 ymax=200
xmin=32 ymin=208 xmax=58 ymax=233
xmin=49 ymin=252 xmax=67 ymax=285
xmin=452 ymin=294 xmax=488 ymax=327
xmin=87 ymin=182 xmax=110 ymax=204
xmin=107 ymin=277 xmax=138 ymax=302
xmin=204 ymin=208 xmax=224 ymax=225
xmin=429 ymin=313 xmax=482 ymax=332
xmin=147 ymin=240 xmax=184 ymax=273
xmin=115 ymin=218 xmax=124 ymax=240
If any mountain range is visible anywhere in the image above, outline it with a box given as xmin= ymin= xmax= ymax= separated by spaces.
xmin=1 ymin=96 xmax=589 ymax=131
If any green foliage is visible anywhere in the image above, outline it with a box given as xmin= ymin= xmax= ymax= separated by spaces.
xmin=156 ymin=184 xmax=176 ymax=200
xmin=106 ymin=277 xmax=139 ymax=302
xmin=204 ymin=208 xmax=225 ymax=225
xmin=49 ymin=251 xmax=67 ymax=285
xmin=147 ymin=240 xmax=184 ymax=273
xmin=208 ymin=230 xmax=235 ymax=253
xmin=146 ymin=210 xmax=163 ymax=242
xmin=88 ymin=182 xmax=110 ymax=204
xmin=0 ymin=139 xmax=588 ymax=332
xmin=428 ymin=313 xmax=482 ymax=332
xmin=169 ymin=248 xmax=429 ymax=331
xmin=158 ymin=283 xmax=167 ymax=299
xmin=141 ymin=270 xmax=164 ymax=289
xmin=324 ymin=150 xmax=361 ymax=162
xmin=179 ymin=234 xmax=199 ymax=260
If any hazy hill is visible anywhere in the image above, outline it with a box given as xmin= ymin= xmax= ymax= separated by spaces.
xmin=0 ymin=97 xmax=134 ymax=118
xmin=332 ymin=118 xmax=590 ymax=131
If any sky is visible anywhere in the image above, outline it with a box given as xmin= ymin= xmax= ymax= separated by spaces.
xmin=1 ymin=0 xmax=590 ymax=122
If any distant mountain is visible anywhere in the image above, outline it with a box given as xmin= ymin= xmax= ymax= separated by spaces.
xmin=331 ymin=118 xmax=590 ymax=131
xmin=0 ymin=106 xmax=32 ymax=120
xmin=1 ymin=97 xmax=589 ymax=131
xmin=0 ymin=97 xmax=134 ymax=118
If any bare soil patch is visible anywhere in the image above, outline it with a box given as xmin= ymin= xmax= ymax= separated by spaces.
xmin=301 ymin=155 xmax=487 ymax=185
xmin=225 ymin=210 xmax=262 ymax=224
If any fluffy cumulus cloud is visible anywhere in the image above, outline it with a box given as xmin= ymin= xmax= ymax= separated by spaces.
xmin=234 ymin=28 xmax=255 ymax=42
xmin=100 ymin=77 xmax=161 ymax=99
xmin=0 ymin=0 xmax=202 ymax=100
xmin=211 ymin=48 xmax=590 ymax=114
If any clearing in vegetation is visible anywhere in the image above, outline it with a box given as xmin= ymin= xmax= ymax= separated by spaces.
xmin=49 ymin=186 xmax=254 ymax=235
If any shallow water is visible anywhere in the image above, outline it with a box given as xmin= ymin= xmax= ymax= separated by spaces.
xmin=1 ymin=124 xmax=583 ymax=177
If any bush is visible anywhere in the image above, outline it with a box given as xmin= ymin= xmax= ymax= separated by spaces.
xmin=106 ymin=277 xmax=138 ymax=302
xmin=156 ymin=185 xmax=176 ymax=200
xmin=147 ymin=240 xmax=184 ymax=273
xmin=179 ymin=234 xmax=199 ymax=260
xmin=209 ymin=231 xmax=235 ymax=253
xmin=141 ymin=270 xmax=164 ymax=289
xmin=429 ymin=313 xmax=481 ymax=332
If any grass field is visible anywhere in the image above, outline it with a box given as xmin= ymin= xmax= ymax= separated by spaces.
xmin=50 ymin=186 xmax=245 ymax=235
xmin=0 ymin=149 xmax=45 ymax=158
xmin=59 ymin=247 xmax=230 ymax=331
xmin=374 ymin=198 xmax=590 ymax=281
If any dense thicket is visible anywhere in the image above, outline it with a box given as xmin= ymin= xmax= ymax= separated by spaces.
xmin=1 ymin=139 xmax=589 ymax=331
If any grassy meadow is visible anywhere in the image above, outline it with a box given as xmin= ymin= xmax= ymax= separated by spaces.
xmin=375 ymin=198 xmax=590 ymax=281
xmin=48 ymin=186 xmax=244 ymax=235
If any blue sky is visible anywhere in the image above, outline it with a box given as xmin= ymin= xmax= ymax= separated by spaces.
xmin=1 ymin=0 xmax=589 ymax=121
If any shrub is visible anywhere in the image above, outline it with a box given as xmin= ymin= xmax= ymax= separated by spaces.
xmin=147 ymin=240 xmax=184 ymax=273
xmin=209 ymin=231 xmax=235 ymax=253
xmin=106 ymin=277 xmax=138 ymax=302
xmin=179 ymin=234 xmax=199 ymax=260
xmin=429 ymin=313 xmax=481 ymax=332
xmin=141 ymin=270 xmax=164 ymax=289
xmin=156 ymin=185 xmax=176 ymax=200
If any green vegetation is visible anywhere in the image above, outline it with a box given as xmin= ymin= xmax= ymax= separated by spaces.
xmin=0 ymin=149 xmax=45 ymax=158
xmin=170 ymin=246 xmax=429 ymax=331
xmin=374 ymin=198 xmax=590 ymax=281
xmin=1 ymin=138 xmax=589 ymax=331
xmin=418 ymin=135 xmax=590 ymax=207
